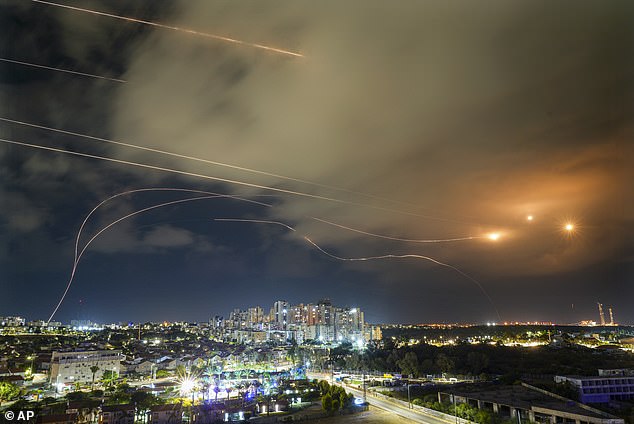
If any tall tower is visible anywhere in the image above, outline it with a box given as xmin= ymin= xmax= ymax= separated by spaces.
xmin=597 ymin=303 xmax=606 ymax=325
xmin=608 ymin=307 xmax=615 ymax=325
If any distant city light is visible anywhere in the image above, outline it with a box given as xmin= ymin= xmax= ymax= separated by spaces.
xmin=527 ymin=215 xmax=533 ymax=221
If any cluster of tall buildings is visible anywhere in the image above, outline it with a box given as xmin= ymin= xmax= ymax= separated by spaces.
xmin=212 ymin=298 xmax=380 ymax=345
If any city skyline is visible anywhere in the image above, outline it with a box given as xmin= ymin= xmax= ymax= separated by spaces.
xmin=1 ymin=1 xmax=633 ymax=325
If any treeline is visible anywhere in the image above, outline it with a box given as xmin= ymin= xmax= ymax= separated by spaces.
xmin=335 ymin=341 xmax=634 ymax=378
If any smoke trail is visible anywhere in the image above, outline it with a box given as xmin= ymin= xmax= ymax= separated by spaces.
xmin=303 ymin=236 xmax=501 ymax=321
xmin=311 ymin=216 xmax=482 ymax=243
xmin=32 ymin=0 xmax=304 ymax=58
xmin=48 ymin=190 xmax=271 ymax=323
xmin=0 ymin=58 xmax=126 ymax=82
xmin=73 ymin=188 xmax=271 ymax=264
xmin=0 ymin=117 xmax=463 ymax=223
xmin=215 ymin=218 xmax=296 ymax=232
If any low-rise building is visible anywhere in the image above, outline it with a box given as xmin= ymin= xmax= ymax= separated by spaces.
xmin=439 ymin=383 xmax=624 ymax=424
xmin=555 ymin=373 xmax=634 ymax=403
xmin=100 ymin=404 xmax=135 ymax=424
xmin=50 ymin=350 xmax=125 ymax=386
xmin=148 ymin=403 xmax=182 ymax=424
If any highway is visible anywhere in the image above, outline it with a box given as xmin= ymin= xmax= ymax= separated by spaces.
xmin=343 ymin=384 xmax=455 ymax=424
xmin=308 ymin=372 xmax=459 ymax=424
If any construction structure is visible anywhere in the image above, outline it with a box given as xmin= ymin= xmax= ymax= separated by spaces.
xmin=597 ymin=303 xmax=606 ymax=326
xmin=597 ymin=303 xmax=617 ymax=326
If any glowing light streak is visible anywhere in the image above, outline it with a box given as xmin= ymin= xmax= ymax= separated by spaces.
xmin=48 ymin=190 xmax=270 ymax=323
xmin=0 ymin=117 xmax=468 ymax=223
xmin=0 ymin=57 xmax=126 ymax=82
xmin=214 ymin=218 xmax=296 ymax=232
xmin=310 ymin=216 xmax=482 ymax=243
xmin=0 ymin=137 xmax=476 ymax=222
xmin=487 ymin=232 xmax=500 ymax=241
xmin=32 ymin=0 xmax=304 ymax=58
xmin=303 ymin=236 xmax=500 ymax=321
xmin=0 ymin=137 xmax=381 ymax=208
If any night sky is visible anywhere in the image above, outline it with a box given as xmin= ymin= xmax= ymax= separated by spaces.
xmin=1 ymin=1 xmax=633 ymax=325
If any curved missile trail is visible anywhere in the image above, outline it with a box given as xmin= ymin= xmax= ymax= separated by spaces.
xmin=0 ymin=58 xmax=126 ymax=83
xmin=310 ymin=216 xmax=482 ymax=243
xmin=32 ymin=0 xmax=304 ymax=58
xmin=303 ymin=236 xmax=501 ymax=321
xmin=0 ymin=117 xmax=461 ymax=223
xmin=48 ymin=190 xmax=270 ymax=323
xmin=0 ymin=137 xmax=475 ymax=223
xmin=216 ymin=218 xmax=501 ymax=320
xmin=73 ymin=188 xmax=271 ymax=263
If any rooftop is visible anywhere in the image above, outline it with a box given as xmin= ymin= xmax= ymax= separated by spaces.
xmin=442 ymin=383 xmax=618 ymax=419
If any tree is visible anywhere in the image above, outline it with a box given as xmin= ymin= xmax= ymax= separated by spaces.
xmin=397 ymin=351 xmax=419 ymax=377
xmin=321 ymin=393 xmax=333 ymax=412
xmin=467 ymin=352 xmax=489 ymax=375
xmin=101 ymin=370 xmax=118 ymax=388
xmin=131 ymin=391 xmax=163 ymax=421
xmin=90 ymin=365 xmax=100 ymax=390
xmin=155 ymin=369 xmax=170 ymax=378
xmin=318 ymin=380 xmax=330 ymax=395
xmin=436 ymin=353 xmax=455 ymax=374
xmin=0 ymin=382 xmax=21 ymax=405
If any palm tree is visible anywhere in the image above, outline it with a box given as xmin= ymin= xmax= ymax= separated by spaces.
xmin=235 ymin=383 xmax=246 ymax=407
xmin=90 ymin=366 xmax=99 ymax=390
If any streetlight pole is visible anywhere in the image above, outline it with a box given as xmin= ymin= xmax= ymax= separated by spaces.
xmin=407 ymin=382 xmax=411 ymax=409
xmin=363 ymin=371 xmax=367 ymax=404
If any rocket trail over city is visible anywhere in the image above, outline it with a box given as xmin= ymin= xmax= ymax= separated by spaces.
xmin=215 ymin=218 xmax=296 ymax=233
xmin=311 ymin=216 xmax=482 ymax=243
xmin=31 ymin=0 xmax=304 ymax=58
xmin=43 ymin=182 xmax=502 ymax=322
xmin=48 ymin=190 xmax=271 ymax=323
xmin=0 ymin=58 xmax=126 ymax=83
xmin=0 ymin=117 xmax=461 ymax=223
xmin=0 ymin=136 xmax=480 ymax=223
xmin=73 ymin=188 xmax=272 ymax=264
xmin=216 ymin=218 xmax=501 ymax=320
xmin=303 ymin=236 xmax=501 ymax=321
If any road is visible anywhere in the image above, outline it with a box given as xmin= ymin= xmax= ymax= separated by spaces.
xmin=307 ymin=372 xmax=457 ymax=424
xmin=343 ymin=384 xmax=454 ymax=424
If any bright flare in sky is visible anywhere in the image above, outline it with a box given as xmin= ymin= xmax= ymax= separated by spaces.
xmin=488 ymin=232 xmax=501 ymax=241
xmin=564 ymin=223 xmax=574 ymax=232
xmin=527 ymin=215 xmax=534 ymax=221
